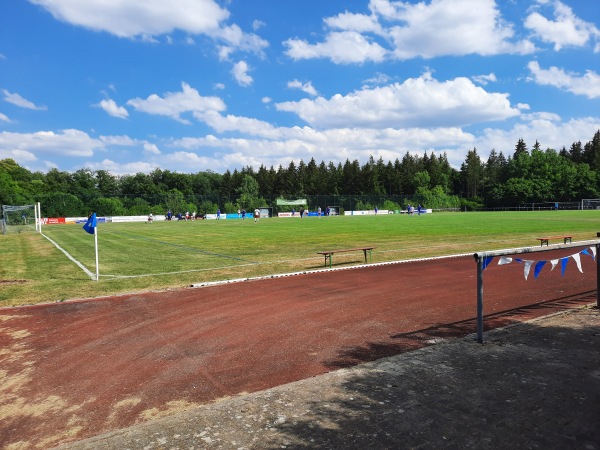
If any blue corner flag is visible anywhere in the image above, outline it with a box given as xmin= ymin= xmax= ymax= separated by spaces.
xmin=83 ymin=213 xmax=97 ymax=235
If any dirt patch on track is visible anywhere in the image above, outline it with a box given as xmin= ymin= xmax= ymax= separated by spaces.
xmin=0 ymin=251 xmax=596 ymax=449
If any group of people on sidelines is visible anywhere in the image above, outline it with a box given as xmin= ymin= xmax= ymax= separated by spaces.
xmin=406 ymin=204 xmax=424 ymax=215
xmin=290 ymin=206 xmax=331 ymax=218
xmin=150 ymin=208 xmax=263 ymax=222
xmin=235 ymin=208 xmax=261 ymax=222
xmin=150 ymin=205 xmax=424 ymax=222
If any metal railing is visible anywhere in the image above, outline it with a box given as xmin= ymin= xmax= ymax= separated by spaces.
xmin=473 ymin=238 xmax=600 ymax=343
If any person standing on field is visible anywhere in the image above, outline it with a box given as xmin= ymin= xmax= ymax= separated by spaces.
xmin=254 ymin=208 xmax=260 ymax=222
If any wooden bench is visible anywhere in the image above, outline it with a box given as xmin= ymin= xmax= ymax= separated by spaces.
xmin=536 ymin=235 xmax=572 ymax=246
xmin=317 ymin=247 xmax=374 ymax=268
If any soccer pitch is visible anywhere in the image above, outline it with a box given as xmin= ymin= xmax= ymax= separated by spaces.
xmin=1 ymin=211 xmax=598 ymax=306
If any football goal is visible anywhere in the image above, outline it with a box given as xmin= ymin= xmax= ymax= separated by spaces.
xmin=581 ymin=199 xmax=600 ymax=210
xmin=1 ymin=203 xmax=40 ymax=235
xmin=326 ymin=206 xmax=340 ymax=216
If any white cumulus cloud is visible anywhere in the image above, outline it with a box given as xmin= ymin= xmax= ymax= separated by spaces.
xmin=231 ymin=61 xmax=253 ymax=87
xmin=29 ymin=0 xmax=229 ymax=38
xmin=472 ymin=73 xmax=498 ymax=86
xmin=98 ymin=99 xmax=129 ymax=119
xmin=386 ymin=0 xmax=534 ymax=59
xmin=285 ymin=31 xmax=387 ymax=64
xmin=127 ymin=82 xmax=226 ymax=123
xmin=287 ymin=80 xmax=318 ymax=97
xmin=144 ymin=142 xmax=161 ymax=154
xmin=528 ymin=61 xmax=600 ymax=99
xmin=0 ymin=129 xmax=104 ymax=158
xmin=284 ymin=0 xmax=535 ymax=64
xmin=2 ymin=90 xmax=47 ymax=110
xmin=276 ymin=73 xmax=520 ymax=129
xmin=99 ymin=135 xmax=140 ymax=146
xmin=524 ymin=0 xmax=600 ymax=51
xmin=28 ymin=0 xmax=268 ymax=56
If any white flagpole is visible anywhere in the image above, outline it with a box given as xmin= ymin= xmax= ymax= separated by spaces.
xmin=36 ymin=202 xmax=41 ymax=232
xmin=94 ymin=225 xmax=99 ymax=281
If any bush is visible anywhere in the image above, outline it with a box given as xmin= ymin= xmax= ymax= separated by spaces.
xmin=355 ymin=200 xmax=373 ymax=210
xmin=382 ymin=199 xmax=400 ymax=211
xmin=223 ymin=201 xmax=238 ymax=214
xmin=198 ymin=200 xmax=217 ymax=215
xmin=460 ymin=197 xmax=484 ymax=211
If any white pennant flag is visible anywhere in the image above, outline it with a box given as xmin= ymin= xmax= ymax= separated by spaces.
xmin=523 ymin=260 xmax=534 ymax=280
xmin=590 ymin=246 xmax=597 ymax=260
xmin=550 ymin=259 xmax=559 ymax=271
xmin=498 ymin=257 xmax=513 ymax=265
xmin=571 ymin=253 xmax=583 ymax=273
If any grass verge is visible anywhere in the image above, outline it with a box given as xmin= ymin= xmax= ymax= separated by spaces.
xmin=0 ymin=211 xmax=598 ymax=306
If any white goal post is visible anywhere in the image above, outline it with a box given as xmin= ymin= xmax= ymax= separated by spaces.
xmin=581 ymin=199 xmax=600 ymax=210
xmin=1 ymin=203 xmax=41 ymax=235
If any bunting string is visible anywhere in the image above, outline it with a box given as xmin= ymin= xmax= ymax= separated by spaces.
xmin=481 ymin=246 xmax=597 ymax=281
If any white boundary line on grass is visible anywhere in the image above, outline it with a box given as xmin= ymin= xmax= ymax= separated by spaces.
xmin=41 ymin=232 xmax=96 ymax=280
xmin=80 ymin=237 xmax=576 ymax=283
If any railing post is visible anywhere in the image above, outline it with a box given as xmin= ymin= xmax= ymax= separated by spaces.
xmin=475 ymin=254 xmax=484 ymax=343
xmin=597 ymin=232 xmax=600 ymax=309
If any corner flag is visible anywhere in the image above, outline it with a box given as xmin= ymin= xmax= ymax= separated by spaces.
xmin=82 ymin=213 xmax=100 ymax=281
xmin=83 ymin=213 xmax=97 ymax=234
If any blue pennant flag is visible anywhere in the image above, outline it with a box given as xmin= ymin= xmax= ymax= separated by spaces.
xmin=82 ymin=213 xmax=97 ymax=235
xmin=482 ymin=256 xmax=494 ymax=270
xmin=533 ymin=261 xmax=546 ymax=279
xmin=561 ymin=257 xmax=569 ymax=276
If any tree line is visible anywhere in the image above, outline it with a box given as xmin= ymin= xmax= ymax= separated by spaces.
xmin=1 ymin=130 xmax=599 ymax=217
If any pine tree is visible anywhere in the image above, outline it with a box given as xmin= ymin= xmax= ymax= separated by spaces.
xmin=514 ymin=138 xmax=528 ymax=158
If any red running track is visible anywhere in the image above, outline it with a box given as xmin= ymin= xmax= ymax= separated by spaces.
xmin=0 ymin=250 xmax=596 ymax=448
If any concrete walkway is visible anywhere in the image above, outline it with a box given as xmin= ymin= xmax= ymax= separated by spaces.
xmin=58 ymin=304 xmax=600 ymax=450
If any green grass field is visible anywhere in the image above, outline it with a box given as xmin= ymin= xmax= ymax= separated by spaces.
xmin=1 ymin=211 xmax=598 ymax=307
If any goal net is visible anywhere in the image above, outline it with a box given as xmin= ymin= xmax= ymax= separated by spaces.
xmin=326 ymin=206 xmax=340 ymax=216
xmin=1 ymin=204 xmax=39 ymax=235
xmin=258 ymin=207 xmax=272 ymax=218
xmin=581 ymin=199 xmax=600 ymax=210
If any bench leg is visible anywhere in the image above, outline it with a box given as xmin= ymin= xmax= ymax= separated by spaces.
xmin=361 ymin=249 xmax=373 ymax=263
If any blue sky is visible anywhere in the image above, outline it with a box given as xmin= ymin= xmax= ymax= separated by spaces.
xmin=1 ymin=0 xmax=599 ymax=175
